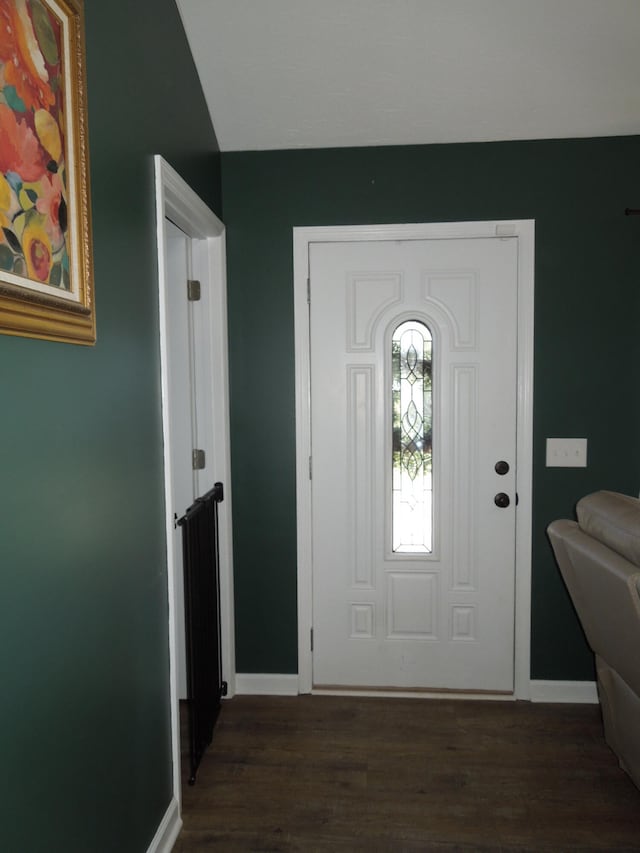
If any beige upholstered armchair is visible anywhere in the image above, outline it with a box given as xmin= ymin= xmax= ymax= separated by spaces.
xmin=548 ymin=490 xmax=640 ymax=790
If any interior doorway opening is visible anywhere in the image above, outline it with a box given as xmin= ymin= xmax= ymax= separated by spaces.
xmin=154 ymin=156 xmax=235 ymax=818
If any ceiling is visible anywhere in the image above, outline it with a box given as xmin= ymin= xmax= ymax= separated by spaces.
xmin=176 ymin=0 xmax=640 ymax=153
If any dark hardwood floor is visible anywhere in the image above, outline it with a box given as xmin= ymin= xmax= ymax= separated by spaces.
xmin=174 ymin=695 xmax=640 ymax=852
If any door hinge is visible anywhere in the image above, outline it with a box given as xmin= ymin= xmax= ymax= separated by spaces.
xmin=310 ymin=627 xmax=314 ymax=651
xmin=192 ymin=448 xmax=206 ymax=470
xmin=307 ymin=277 xmax=311 ymax=304
xmin=187 ymin=279 xmax=201 ymax=301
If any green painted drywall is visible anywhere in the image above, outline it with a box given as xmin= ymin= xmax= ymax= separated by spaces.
xmin=0 ymin=2 xmax=221 ymax=851
xmin=221 ymin=137 xmax=640 ymax=678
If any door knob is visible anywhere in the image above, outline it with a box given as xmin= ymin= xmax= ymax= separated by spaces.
xmin=494 ymin=492 xmax=510 ymax=508
xmin=495 ymin=460 xmax=510 ymax=475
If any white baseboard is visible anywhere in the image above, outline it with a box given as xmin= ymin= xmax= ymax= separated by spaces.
xmin=146 ymin=796 xmax=182 ymax=853
xmin=235 ymin=674 xmax=598 ymax=704
xmin=236 ymin=673 xmax=299 ymax=695
xmin=530 ymin=680 xmax=598 ymax=704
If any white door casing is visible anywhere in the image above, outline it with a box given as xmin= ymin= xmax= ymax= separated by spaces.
xmin=294 ymin=221 xmax=534 ymax=698
xmin=155 ymin=156 xmax=236 ymax=810
xmin=310 ymin=237 xmax=517 ymax=691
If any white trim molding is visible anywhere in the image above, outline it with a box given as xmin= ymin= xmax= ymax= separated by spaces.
xmin=234 ymin=676 xmax=599 ymax=704
xmin=154 ymin=155 xmax=236 ymax=813
xmin=145 ymin=797 xmax=181 ymax=853
xmin=530 ymin=680 xmax=599 ymax=704
xmin=293 ymin=220 xmax=535 ymax=699
xmin=236 ymin=673 xmax=300 ymax=696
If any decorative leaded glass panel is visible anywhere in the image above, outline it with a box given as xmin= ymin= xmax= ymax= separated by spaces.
xmin=392 ymin=320 xmax=433 ymax=553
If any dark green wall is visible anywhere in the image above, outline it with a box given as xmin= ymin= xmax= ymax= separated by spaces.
xmin=1 ymin=1 xmax=221 ymax=851
xmin=221 ymin=137 xmax=640 ymax=678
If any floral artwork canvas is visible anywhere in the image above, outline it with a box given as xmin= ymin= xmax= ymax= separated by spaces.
xmin=1 ymin=0 xmax=70 ymax=288
xmin=0 ymin=0 xmax=94 ymax=344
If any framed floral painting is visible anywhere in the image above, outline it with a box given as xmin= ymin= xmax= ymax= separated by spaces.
xmin=0 ymin=0 xmax=94 ymax=345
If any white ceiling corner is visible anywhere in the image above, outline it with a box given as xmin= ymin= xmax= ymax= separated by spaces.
xmin=176 ymin=0 xmax=640 ymax=152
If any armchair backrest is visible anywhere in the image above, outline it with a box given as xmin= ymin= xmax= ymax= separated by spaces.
xmin=548 ymin=491 xmax=640 ymax=697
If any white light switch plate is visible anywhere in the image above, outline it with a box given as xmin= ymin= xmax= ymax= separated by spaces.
xmin=546 ymin=438 xmax=588 ymax=468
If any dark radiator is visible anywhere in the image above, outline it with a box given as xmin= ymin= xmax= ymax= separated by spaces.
xmin=178 ymin=482 xmax=227 ymax=785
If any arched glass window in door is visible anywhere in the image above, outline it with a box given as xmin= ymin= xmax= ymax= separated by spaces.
xmin=392 ymin=320 xmax=433 ymax=553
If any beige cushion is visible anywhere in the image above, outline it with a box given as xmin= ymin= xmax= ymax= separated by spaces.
xmin=577 ymin=490 xmax=640 ymax=567
xmin=548 ymin=495 xmax=640 ymax=791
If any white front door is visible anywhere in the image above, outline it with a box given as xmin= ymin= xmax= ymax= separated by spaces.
xmin=310 ymin=236 xmax=518 ymax=692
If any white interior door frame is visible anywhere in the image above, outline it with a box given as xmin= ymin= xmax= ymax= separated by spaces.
xmin=294 ymin=220 xmax=534 ymax=699
xmin=155 ymin=155 xmax=236 ymax=809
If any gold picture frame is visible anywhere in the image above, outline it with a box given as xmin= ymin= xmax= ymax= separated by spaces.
xmin=0 ymin=0 xmax=95 ymax=345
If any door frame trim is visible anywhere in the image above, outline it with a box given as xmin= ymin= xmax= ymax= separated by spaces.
xmin=293 ymin=220 xmax=534 ymax=699
xmin=154 ymin=156 xmax=236 ymax=809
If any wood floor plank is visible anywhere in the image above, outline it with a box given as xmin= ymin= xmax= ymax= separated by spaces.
xmin=174 ymin=696 xmax=640 ymax=852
